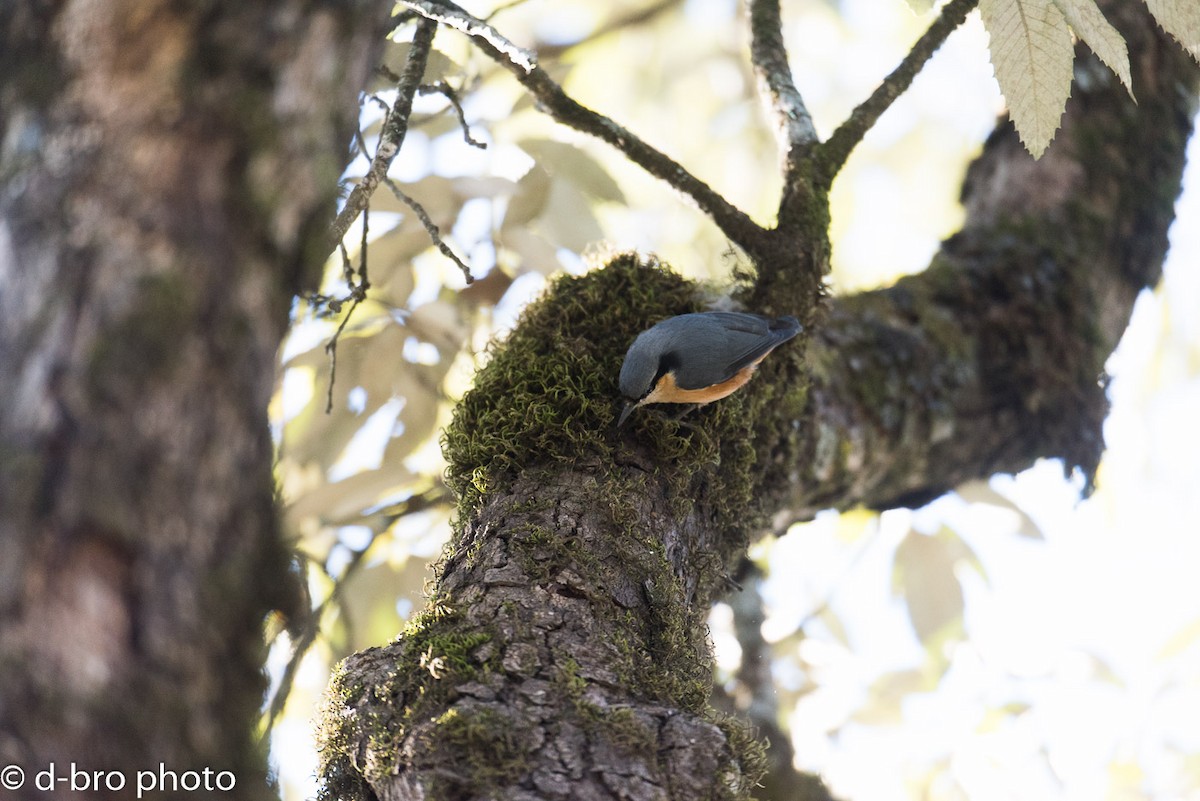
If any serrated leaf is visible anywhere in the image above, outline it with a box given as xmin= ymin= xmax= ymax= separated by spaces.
xmin=1053 ymin=0 xmax=1134 ymax=96
xmin=1143 ymin=0 xmax=1200 ymax=64
xmin=980 ymin=0 xmax=1076 ymax=157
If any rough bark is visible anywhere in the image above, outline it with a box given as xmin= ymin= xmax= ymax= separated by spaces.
xmin=0 ymin=1 xmax=385 ymax=798
xmin=320 ymin=4 xmax=1197 ymax=801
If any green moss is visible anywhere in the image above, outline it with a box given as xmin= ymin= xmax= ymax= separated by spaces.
xmin=712 ymin=712 xmax=770 ymax=801
xmin=418 ymin=707 xmax=532 ymax=798
xmin=442 ymin=254 xmax=697 ymax=518
xmin=316 ymin=605 xmax=499 ymax=801
xmin=441 ymin=252 xmax=807 ymax=556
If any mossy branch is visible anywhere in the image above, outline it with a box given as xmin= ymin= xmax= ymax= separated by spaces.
xmin=818 ymin=0 xmax=979 ymax=182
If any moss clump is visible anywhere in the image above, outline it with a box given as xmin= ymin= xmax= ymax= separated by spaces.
xmin=712 ymin=711 xmax=770 ymax=801
xmin=442 ymin=253 xmax=701 ymax=520
xmin=418 ymin=707 xmax=532 ymax=798
xmin=316 ymin=604 xmax=497 ymax=801
xmin=441 ymin=253 xmax=806 ymax=549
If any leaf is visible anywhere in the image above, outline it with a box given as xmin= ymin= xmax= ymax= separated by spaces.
xmin=516 ymin=138 xmax=626 ymax=203
xmin=503 ymin=229 xmax=564 ymax=275
xmin=377 ymin=43 xmax=464 ymax=89
xmin=286 ymin=466 xmax=417 ymax=528
xmin=892 ymin=528 xmax=973 ymax=644
xmin=1052 ymin=0 xmax=1134 ymax=96
xmin=1157 ymin=616 xmax=1200 ymax=661
xmin=535 ymin=178 xmax=605 ymax=251
xmin=1143 ymin=0 xmax=1200 ymax=64
xmin=502 ymin=165 xmax=552 ymax=230
xmin=980 ymin=0 xmax=1076 ymax=157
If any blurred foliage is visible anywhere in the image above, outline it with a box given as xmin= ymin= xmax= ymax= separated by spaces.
xmin=267 ymin=1 xmax=1200 ymax=800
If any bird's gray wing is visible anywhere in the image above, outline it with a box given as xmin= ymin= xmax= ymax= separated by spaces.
xmin=669 ymin=313 xmax=797 ymax=389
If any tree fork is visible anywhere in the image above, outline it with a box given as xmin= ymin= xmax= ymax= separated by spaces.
xmin=320 ymin=4 xmax=1197 ymax=801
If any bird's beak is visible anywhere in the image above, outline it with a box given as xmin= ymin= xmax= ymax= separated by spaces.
xmin=616 ymin=401 xmax=637 ymax=428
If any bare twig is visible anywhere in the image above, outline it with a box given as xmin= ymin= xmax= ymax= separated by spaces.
xmin=397 ymin=0 xmax=767 ymax=252
xmin=324 ymin=208 xmax=370 ymax=413
xmin=419 ymin=81 xmax=487 ymax=148
xmin=819 ymin=0 xmax=979 ymax=182
xmin=329 ymin=18 xmax=437 ymax=249
xmin=384 ymin=176 xmax=475 ymax=283
xmin=748 ymin=0 xmax=817 ymax=164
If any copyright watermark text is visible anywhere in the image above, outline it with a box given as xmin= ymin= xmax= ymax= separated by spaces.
xmin=1 ymin=762 xmax=235 ymax=797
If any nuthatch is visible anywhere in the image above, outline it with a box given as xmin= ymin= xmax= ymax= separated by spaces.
xmin=617 ymin=311 xmax=801 ymax=427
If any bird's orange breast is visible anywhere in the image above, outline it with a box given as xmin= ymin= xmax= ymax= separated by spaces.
xmin=643 ymin=364 xmax=759 ymax=406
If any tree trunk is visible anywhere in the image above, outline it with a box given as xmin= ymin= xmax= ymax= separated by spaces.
xmin=319 ymin=5 xmax=1197 ymax=801
xmin=0 ymin=2 xmax=384 ymax=798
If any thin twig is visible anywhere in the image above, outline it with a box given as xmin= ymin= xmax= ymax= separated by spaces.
xmin=337 ymin=240 xmax=355 ymax=287
xmin=358 ymin=197 xmax=371 ymax=289
xmin=329 ymin=18 xmax=437 ymax=250
xmin=748 ymin=0 xmax=817 ymax=160
xmin=419 ymin=81 xmax=487 ymax=148
xmin=397 ymin=0 xmax=767 ymax=252
xmin=819 ymin=0 xmax=979 ymax=182
xmin=324 ymin=205 xmax=369 ymax=414
xmin=384 ymin=177 xmax=475 ymax=284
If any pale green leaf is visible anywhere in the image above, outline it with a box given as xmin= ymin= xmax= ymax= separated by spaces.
xmin=1157 ymin=616 xmax=1200 ymax=661
xmin=892 ymin=528 xmax=968 ymax=644
xmin=980 ymin=0 xmax=1076 ymax=157
xmin=517 ymin=138 xmax=626 ymax=203
xmin=286 ymin=466 xmax=416 ymax=528
xmin=1053 ymin=0 xmax=1134 ymax=96
xmin=502 ymin=165 xmax=552 ymax=230
xmin=1143 ymin=0 xmax=1200 ymax=64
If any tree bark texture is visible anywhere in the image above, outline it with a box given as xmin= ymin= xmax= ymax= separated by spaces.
xmin=0 ymin=2 xmax=385 ymax=798
xmin=321 ymin=6 xmax=1197 ymax=801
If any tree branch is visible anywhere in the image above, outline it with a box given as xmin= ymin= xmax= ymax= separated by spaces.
xmin=819 ymin=0 xmax=978 ymax=182
xmin=328 ymin=18 xmax=437 ymax=250
xmin=400 ymin=0 xmax=536 ymax=72
xmin=748 ymin=0 xmax=817 ymax=200
xmin=384 ymin=176 xmax=474 ymax=283
xmin=776 ymin=7 xmax=1199 ymax=522
xmin=397 ymin=0 xmax=768 ymax=252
